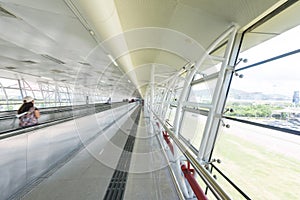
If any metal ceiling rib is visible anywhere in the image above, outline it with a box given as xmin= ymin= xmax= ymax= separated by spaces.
xmin=0 ymin=5 xmax=16 ymax=18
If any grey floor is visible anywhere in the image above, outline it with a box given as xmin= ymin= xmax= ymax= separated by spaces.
xmin=22 ymin=108 xmax=179 ymax=200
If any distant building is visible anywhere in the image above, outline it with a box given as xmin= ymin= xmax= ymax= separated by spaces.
xmin=293 ymin=91 xmax=299 ymax=105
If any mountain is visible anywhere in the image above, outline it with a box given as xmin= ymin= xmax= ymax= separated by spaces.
xmin=228 ymin=89 xmax=291 ymax=101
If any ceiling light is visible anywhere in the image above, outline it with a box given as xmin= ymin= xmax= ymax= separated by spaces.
xmin=89 ymin=29 xmax=95 ymax=35
xmin=107 ymin=54 xmax=118 ymax=66
xmin=41 ymin=76 xmax=53 ymax=81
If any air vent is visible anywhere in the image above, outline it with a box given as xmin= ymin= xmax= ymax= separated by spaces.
xmin=79 ymin=72 xmax=91 ymax=77
xmin=40 ymin=54 xmax=65 ymax=64
xmin=21 ymin=60 xmax=37 ymax=64
xmin=5 ymin=66 xmax=16 ymax=70
xmin=51 ymin=69 xmax=64 ymax=73
xmin=0 ymin=5 xmax=17 ymax=18
xmin=78 ymin=62 xmax=91 ymax=66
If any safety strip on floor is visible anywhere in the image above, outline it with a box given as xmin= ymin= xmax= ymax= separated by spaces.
xmin=103 ymin=107 xmax=141 ymax=200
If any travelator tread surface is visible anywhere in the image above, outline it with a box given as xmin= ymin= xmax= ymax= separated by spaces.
xmin=21 ymin=107 xmax=178 ymax=200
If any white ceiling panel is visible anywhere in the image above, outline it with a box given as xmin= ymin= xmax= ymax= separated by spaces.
xmin=0 ymin=0 xmax=298 ymax=98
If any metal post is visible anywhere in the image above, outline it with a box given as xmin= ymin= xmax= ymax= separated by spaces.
xmin=197 ymin=26 xmax=239 ymax=161
xmin=150 ymin=65 xmax=155 ymax=122
xmin=0 ymin=82 xmax=9 ymax=110
xmin=23 ymin=80 xmax=35 ymax=99
xmin=17 ymin=79 xmax=24 ymax=100
xmin=165 ymin=24 xmax=238 ymax=199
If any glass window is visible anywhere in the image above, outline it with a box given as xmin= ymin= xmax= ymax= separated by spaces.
xmin=201 ymin=62 xmax=222 ymax=77
xmin=214 ymin=6 xmax=300 ymax=199
xmin=5 ymin=88 xmax=21 ymax=100
xmin=0 ymin=78 xmax=19 ymax=88
xmin=165 ymin=106 xmax=177 ymax=126
xmin=189 ymin=79 xmax=217 ymax=104
xmin=212 ymin=119 xmax=300 ymax=199
xmin=180 ymin=111 xmax=207 ymax=149
xmin=226 ymin=52 xmax=300 ymax=131
xmin=237 ymin=25 xmax=300 ymax=70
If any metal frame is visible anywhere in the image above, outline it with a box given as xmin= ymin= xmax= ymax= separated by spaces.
xmin=152 ymin=110 xmax=231 ymax=200
xmin=0 ymin=76 xmax=106 ymax=111
xmin=0 ymin=82 xmax=9 ymax=110
xmin=147 ymin=24 xmax=240 ymax=199
xmin=197 ymin=26 xmax=240 ymax=161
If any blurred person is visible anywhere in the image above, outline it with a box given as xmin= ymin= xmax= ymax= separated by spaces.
xmin=17 ymin=96 xmax=40 ymax=127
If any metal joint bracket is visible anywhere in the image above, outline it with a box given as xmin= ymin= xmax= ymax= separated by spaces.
xmin=226 ymin=65 xmax=234 ymax=71
xmin=214 ymin=114 xmax=223 ymax=119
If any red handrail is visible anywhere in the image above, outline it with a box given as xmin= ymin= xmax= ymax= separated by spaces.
xmin=162 ymin=131 xmax=174 ymax=154
xmin=181 ymin=163 xmax=209 ymax=200
xmin=157 ymin=122 xmax=208 ymax=200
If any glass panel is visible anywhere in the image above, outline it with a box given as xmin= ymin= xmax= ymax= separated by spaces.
xmin=72 ymin=91 xmax=86 ymax=105
xmin=0 ymin=78 xmax=19 ymax=88
xmin=22 ymin=90 xmax=35 ymax=99
xmin=237 ymin=25 xmax=300 ymax=70
xmin=194 ymin=58 xmax=221 ymax=81
xmin=22 ymin=80 xmax=40 ymax=91
xmin=226 ymin=52 xmax=300 ymax=131
xmin=165 ymin=106 xmax=176 ymax=126
xmin=210 ymin=41 xmax=227 ymax=57
xmin=201 ymin=62 xmax=221 ymax=76
xmin=0 ymin=88 xmax=7 ymax=111
xmin=5 ymin=88 xmax=21 ymax=100
xmin=180 ymin=111 xmax=207 ymax=148
xmin=1 ymin=89 xmax=22 ymax=110
xmin=212 ymin=119 xmax=300 ymax=199
xmin=189 ymin=79 xmax=217 ymax=104
xmin=32 ymin=91 xmax=43 ymax=100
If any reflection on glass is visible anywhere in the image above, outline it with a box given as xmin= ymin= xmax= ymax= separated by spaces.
xmin=180 ymin=111 xmax=207 ymax=148
xmin=212 ymin=120 xmax=300 ymax=200
xmin=201 ymin=62 xmax=221 ymax=76
xmin=189 ymin=79 xmax=217 ymax=104
xmin=237 ymin=25 xmax=300 ymax=69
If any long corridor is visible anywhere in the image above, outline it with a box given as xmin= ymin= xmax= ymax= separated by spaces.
xmin=18 ymin=106 xmax=179 ymax=200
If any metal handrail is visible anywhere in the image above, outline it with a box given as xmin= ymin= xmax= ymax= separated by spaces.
xmin=152 ymin=111 xmax=232 ymax=200
xmin=152 ymin=121 xmax=185 ymax=200
xmin=166 ymin=115 xmax=251 ymax=199
xmin=0 ymin=102 xmax=127 ymax=140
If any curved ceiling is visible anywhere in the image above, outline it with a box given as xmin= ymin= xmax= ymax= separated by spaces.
xmin=0 ymin=0 xmax=298 ymax=97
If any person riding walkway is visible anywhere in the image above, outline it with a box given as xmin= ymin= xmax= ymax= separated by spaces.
xmin=17 ymin=96 xmax=40 ymax=127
